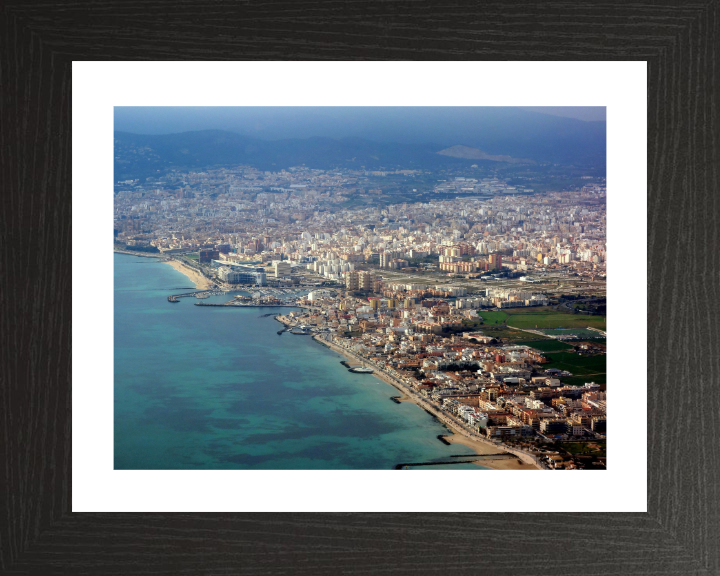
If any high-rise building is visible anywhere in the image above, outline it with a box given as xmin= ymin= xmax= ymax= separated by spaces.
xmin=358 ymin=271 xmax=374 ymax=291
xmin=272 ymin=261 xmax=292 ymax=278
xmin=345 ymin=271 xmax=359 ymax=291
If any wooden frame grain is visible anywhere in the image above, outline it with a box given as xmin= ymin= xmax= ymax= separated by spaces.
xmin=1 ymin=2 xmax=717 ymax=574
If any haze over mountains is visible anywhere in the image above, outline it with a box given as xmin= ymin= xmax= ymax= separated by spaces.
xmin=114 ymin=107 xmax=605 ymax=180
xmin=437 ymin=145 xmax=535 ymax=164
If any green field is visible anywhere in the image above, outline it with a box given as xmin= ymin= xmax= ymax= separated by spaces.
xmin=476 ymin=307 xmax=606 ymax=331
xmin=516 ymin=339 xmax=574 ymax=352
xmin=544 ymin=351 xmax=607 ymax=376
xmin=508 ymin=314 xmax=606 ymax=330
xmin=477 ymin=311 xmax=509 ymax=325
xmin=186 ymin=254 xmax=199 ymax=260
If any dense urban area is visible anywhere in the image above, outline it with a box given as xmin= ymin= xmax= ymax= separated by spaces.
xmin=115 ymin=163 xmax=607 ymax=470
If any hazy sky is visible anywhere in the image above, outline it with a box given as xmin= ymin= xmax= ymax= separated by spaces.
xmin=519 ymin=107 xmax=606 ymax=121
xmin=114 ymin=106 xmax=606 ymax=138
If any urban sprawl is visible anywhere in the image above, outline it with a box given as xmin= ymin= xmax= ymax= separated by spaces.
xmin=115 ymin=164 xmax=607 ymax=470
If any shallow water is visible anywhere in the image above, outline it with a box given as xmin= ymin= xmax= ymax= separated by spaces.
xmin=114 ymin=254 xmax=485 ymax=470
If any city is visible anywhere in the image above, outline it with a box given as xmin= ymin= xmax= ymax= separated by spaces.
xmin=115 ymin=160 xmax=607 ymax=470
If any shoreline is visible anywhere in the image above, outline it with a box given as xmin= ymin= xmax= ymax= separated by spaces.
xmin=312 ymin=335 xmax=540 ymax=470
xmin=163 ymin=259 xmax=214 ymax=290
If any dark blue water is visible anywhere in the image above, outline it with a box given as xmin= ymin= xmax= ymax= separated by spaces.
xmin=114 ymin=253 xmax=483 ymax=469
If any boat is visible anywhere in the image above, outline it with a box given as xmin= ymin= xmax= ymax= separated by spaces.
xmin=349 ymin=366 xmax=374 ymax=374
xmin=290 ymin=327 xmax=312 ymax=335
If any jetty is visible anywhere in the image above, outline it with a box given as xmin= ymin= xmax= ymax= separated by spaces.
xmin=395 ymin=453 xmax=515 ymax=469
xmin=167 ymin=290 xmax=213 ymax=303
xmin=113 ymin=249 xmax=163 ymax=259
xmin=194 ymin=302 xmax=302 ymax=308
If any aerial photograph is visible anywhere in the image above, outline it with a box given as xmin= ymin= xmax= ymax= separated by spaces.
xmin=114 ymin=106 xmax=607 ymax=471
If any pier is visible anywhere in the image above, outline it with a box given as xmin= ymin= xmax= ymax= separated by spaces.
xmin=113 ymin=249 xmax=163 ymax=259
xmin=394 ymin=454 xmax=515 ymax=469
xmin=167 ymin=290 xmax=214 ymax=303
xmin=194 ymin=302 xmax=302 ymax=307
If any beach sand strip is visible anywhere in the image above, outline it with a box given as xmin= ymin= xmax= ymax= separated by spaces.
xmin=164 ymin=259 xmax=213 ymax=290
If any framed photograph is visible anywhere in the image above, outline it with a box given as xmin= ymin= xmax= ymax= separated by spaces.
xmin=75 ymin=62 xmax=637 ymax=514
xmin=3 ymin=3 xmax=717 ymax=574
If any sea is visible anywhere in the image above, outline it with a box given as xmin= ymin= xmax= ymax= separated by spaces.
xmin=114 ymin=253 xmax=485 ymax=470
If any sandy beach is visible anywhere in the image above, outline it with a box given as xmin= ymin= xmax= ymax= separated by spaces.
xmin=442 ymin=433 xmax=537 ymax=470
xmin=313 ymin=335 xmax=540 ymax=470
xmin=164 ymin=259 xmax=213 ymax=290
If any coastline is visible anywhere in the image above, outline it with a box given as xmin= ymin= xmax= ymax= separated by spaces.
xmin=163 ymin=259 xmax=213 ymax=290
xmin=312 ymin=334 xmax=540 ymax=470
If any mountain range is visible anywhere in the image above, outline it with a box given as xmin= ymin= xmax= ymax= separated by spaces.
xmin=114 ymin=109 xmax=605 ymax=180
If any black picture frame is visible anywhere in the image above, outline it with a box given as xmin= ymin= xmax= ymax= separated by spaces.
xmin=2 ymin=2 xmax=717 ymax=574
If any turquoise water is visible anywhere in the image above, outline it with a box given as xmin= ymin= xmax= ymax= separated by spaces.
xmin=114 ymin=253 xmax=484 ymax=470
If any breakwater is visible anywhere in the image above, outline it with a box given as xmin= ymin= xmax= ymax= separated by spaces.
xmin=113 ymin=249 xmax=164 ymax=258
xmin=395 ymin=453 xmax=514 ymax=469
xmin=195 ymin=302 xmax=302 ymax=307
